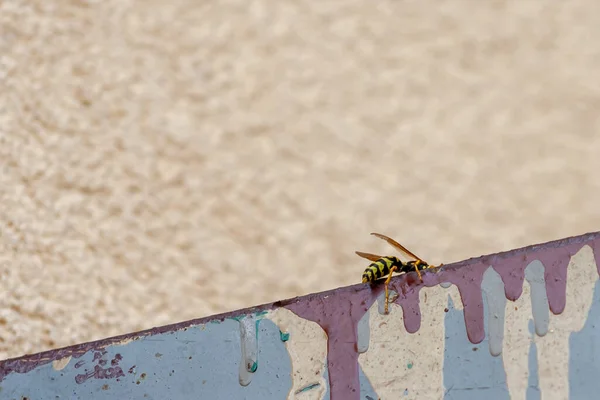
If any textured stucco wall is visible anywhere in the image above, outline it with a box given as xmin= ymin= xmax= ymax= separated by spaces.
xmin=2 ymin=0 xmax=600 ymax=366
xmin=1 ymin=232 xmax=599 ymax=399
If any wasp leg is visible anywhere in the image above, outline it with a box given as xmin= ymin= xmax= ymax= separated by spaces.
xmin=413 ymin=261 xmax=423 ymax=280
xmin=383 ymin=266 xmax=398 ymax=314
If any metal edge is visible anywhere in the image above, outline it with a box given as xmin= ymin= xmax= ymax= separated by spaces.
xmin=1 ymin=230 xmax=599 ymax=378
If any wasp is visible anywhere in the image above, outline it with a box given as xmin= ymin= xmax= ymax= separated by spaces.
xmin=356 ymin=233 xmax=439 ymax=314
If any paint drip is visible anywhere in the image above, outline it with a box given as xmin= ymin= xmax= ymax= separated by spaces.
xmin=285 ymin=234 xmax=600 ymax=400
xmin=237 ymin=313 xmax=264 ymax=386
xmin=524 ymin=260 xmax=550 ymax=337
xmin=481 ymin=266 xmax=507 ymax=357
xmin=377 ymin=290 xmax=397 ymax=315
xmin=238 ymin=316 xmax=257 ymax=386
xmin=285 ymin=288 xmax=379 ymax=400
xmin=357 ymin=309 xmax=370 ymax=354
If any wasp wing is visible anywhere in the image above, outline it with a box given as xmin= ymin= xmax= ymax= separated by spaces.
xmin=355 ymin=251 xmax=383 ymax=262
xmin=370 ymin=232 xmax=425 ymax=262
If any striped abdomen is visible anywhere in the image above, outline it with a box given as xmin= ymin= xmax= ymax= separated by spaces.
xmin=362 ymin=257 xmax=401 ymax=283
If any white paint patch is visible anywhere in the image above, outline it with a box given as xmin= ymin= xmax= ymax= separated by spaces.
xmin=359 ymin=283 xmax=461 ymax=399
xmin=52 ymin=355 xmax=71 ymax=371
xmin=238 ymin=315 xmax=259 ymax=386
xmin=503 ymin=287 xmax=534 ymax=400
xmin=481 ymin=266 xmax=507 ymax=357
xmin=267 ymin=308 xmax=328 ymax=400
xmin=524 ymin=260 xmax=550 ymax=337
xmin=357 ymin=308 xmax=370 ymax=353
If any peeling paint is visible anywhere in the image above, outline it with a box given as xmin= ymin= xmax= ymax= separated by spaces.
xmin=481 ymin=266 xmax=507 ymax=357
xmin=74 ymin=352 xmax=124 ymax=384
xmin=524 ymin=260 xmax=550 ymax=337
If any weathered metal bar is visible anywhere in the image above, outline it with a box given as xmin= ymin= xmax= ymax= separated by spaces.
xmin=1 ymin=231 xmax=599 ymax=399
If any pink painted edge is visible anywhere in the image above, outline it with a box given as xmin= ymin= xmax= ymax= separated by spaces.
xmin=2 ymin=230 xmax=599 ymax=392
xmin=282 ymin=231 xmax=600 ymax=399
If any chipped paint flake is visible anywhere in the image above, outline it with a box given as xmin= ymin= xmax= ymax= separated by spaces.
xmin=74 ymin=352 xmax=125 ymax=384
xmin=52 ymin=356 xmax=71 ymax=371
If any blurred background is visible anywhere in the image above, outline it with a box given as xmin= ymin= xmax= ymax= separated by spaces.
xmin=1 ymin=0 xmax=600 ymax=360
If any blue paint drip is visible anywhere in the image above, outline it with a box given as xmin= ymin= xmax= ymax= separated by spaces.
xmin=526 ymin=320 xmax=540 ymax=400
xmin=443 ymin=295 xmax=510 ymax=399
xmin=569 ymin=279 xmax=600 ymax=399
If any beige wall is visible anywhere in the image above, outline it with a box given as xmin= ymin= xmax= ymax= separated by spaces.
xmin=1 ymin=0 xmax=600 ymax=361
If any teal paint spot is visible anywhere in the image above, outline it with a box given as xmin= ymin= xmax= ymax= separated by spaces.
xmin=255 ymin=319 xmax=262 ymax=340
xmin=250 ymin=362 xmax=258 ymax=373
xmin=296 ymin=382 xmax=320 ymax=394
xmin=229 ymin=314 xmax=246 ymax=322
xmin=407 ymin=362 xmax=413 ymax=369
xmin=279 ymin=331 xmax=290 ymax=342
xmin=254 ymin=310 xmax=269 ymax=317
